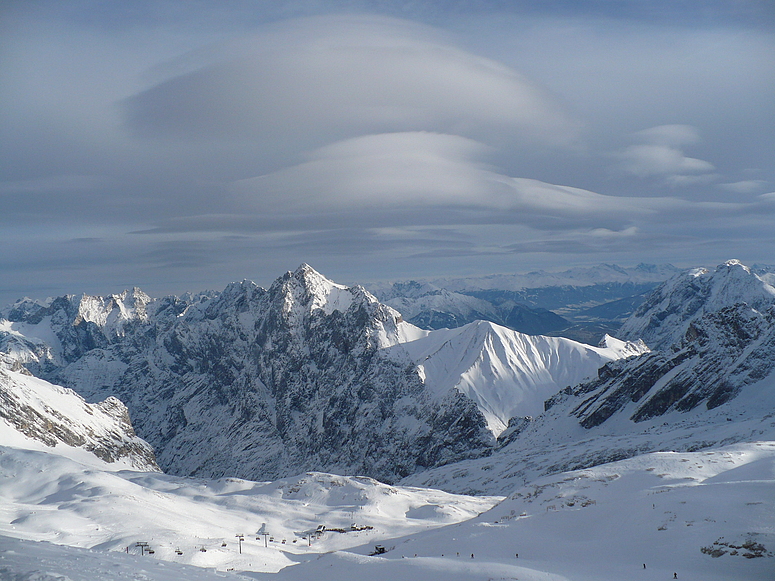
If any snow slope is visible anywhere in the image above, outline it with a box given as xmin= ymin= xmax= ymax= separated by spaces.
xmin=2 ymin=442 xmax=771 ymax=581
xmin=266 ymin=442 xmax=775 ymax=581
xmin=0 ymin=358 xmax=157 ymax=471
xmin=0 ymin=445 xmax=499 ymax=575
xmin=387 ymin=321 xmax=646 ymax=435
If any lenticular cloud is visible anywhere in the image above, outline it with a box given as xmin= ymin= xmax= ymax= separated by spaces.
xmin=123 ymin=15 xmax=576 ymax=147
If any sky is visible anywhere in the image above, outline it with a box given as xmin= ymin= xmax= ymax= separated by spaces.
xmin=1 ymin=0 xmax=774 ymax=304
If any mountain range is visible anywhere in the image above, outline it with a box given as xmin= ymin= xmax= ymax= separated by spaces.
xmin=0 ymin=264 xmax=645 ymax=483
xmin=1 ymin=259 xmax=774 ymax=579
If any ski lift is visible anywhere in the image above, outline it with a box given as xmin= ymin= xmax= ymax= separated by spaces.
xmin=175 ymin=549 xmax=183 ymax=556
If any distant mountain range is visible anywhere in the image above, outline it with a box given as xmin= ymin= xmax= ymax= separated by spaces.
xmin=365 ymin=263 xmax=683 ymax=342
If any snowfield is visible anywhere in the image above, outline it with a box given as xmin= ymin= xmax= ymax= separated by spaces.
xmin=0 ymin=443 xmax=500 ymax=575
xmin=0 ymin=441 xmax=772 ymax=580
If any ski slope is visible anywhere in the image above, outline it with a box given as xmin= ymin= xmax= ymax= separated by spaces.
xmin=0 ymin=443 xmax=500 ymax=575
xmin=0 ymin=442 xmax=772 ymax=580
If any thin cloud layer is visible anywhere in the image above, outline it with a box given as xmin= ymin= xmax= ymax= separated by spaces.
xmin=230 ymin=130 xmax=758 ymax=235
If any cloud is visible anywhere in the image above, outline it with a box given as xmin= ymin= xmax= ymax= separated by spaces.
xmin=123 ymin=15 xmax=577 ymax=150
xmin=232 ymin=132 xmax=495 ymax=209
xmin=233 ymin=131 xmax=629 ymax=217
xmin=618 ymin=144 xmax=715 ymax=177
xmin=230 ymin=131 xmax=751 ymax=237
xmin=1 ymin=7 xmax=774 ymax=305
xmin=0 ymin=175 xmax=105 ymax=195
xmin=615 ymin=124 xmax=716 ymax=184
xmin=719 ymin=180 xmax=768 ymax=194
xmin=633 ymin=124 xmax=700 ymax=147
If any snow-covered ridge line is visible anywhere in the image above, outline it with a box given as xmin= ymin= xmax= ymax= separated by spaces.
xmin=386 ymin=320 xmax=647 ymax=436
xmin=3 ymin=260 xmax=768 ymax=487
xmin=0 ymin=358 xmax=158 ymax=471
xmin=0 ymin=262 xmax=638 ymax=481
xmin=619 ymin=259 xmax=775 ymax=350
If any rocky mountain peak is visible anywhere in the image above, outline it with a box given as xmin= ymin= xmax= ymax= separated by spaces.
xmin=618 ymin=259 xmax=775 ymax=350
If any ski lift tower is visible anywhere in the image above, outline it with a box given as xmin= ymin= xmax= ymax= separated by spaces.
xmin=257 ymin=523 xmax=269 ymax=548
xmin=135 ymin=542 xmax=149 ymax=556
xmin=236 ymin=534 xmax=244 ymax=554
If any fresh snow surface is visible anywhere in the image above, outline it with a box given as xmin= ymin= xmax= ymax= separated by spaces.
xmin=386 ymin=320 xmax=647 ymax=436
xmin=1 ymin=442 xmax=771 ymax=581
xmin=0 ymin=445 xmax=500 ymax=575
xmin=0 ymin=362 xmax=157 ymax=471
xmin=263 ymin=442 xmax=775 ymax=581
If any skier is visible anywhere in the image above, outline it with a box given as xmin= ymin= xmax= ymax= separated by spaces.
xmin=471 ymin=553 xmax=474 ymax=559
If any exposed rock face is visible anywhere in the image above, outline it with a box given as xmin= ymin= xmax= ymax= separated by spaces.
xmin=0 ymin=265 xmax=651 ymax=484
xmin=0 ymin=356 xmax=158 ymax=470
xmin=1 ymin=266 xmax=496 ymax=483
xmin=564 ymin=303 xmax=775 ymax=428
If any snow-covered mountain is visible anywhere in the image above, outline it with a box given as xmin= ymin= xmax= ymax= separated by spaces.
xmin=571 ymin=303 xmax=775 ymax=429
xmin=387 ymin=322 xmax=645 ymax=435
xmin=0 ymin=264 xmax=642 ymax=484
xmin=401 ymin=259 xmax=775 ymax=495
xmin=618 ymin=259 xmax=775 ymax=350
xmin=0 ymin=355 xmax=158 ymax=471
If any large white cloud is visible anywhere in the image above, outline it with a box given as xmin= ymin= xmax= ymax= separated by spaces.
xmin=123 ymin=15 xmax=577 ymax=149
xmin=231 ymin=131 xmax=742 ymax=233
xmin=615 ymin=124 xmax=716 ymax=183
